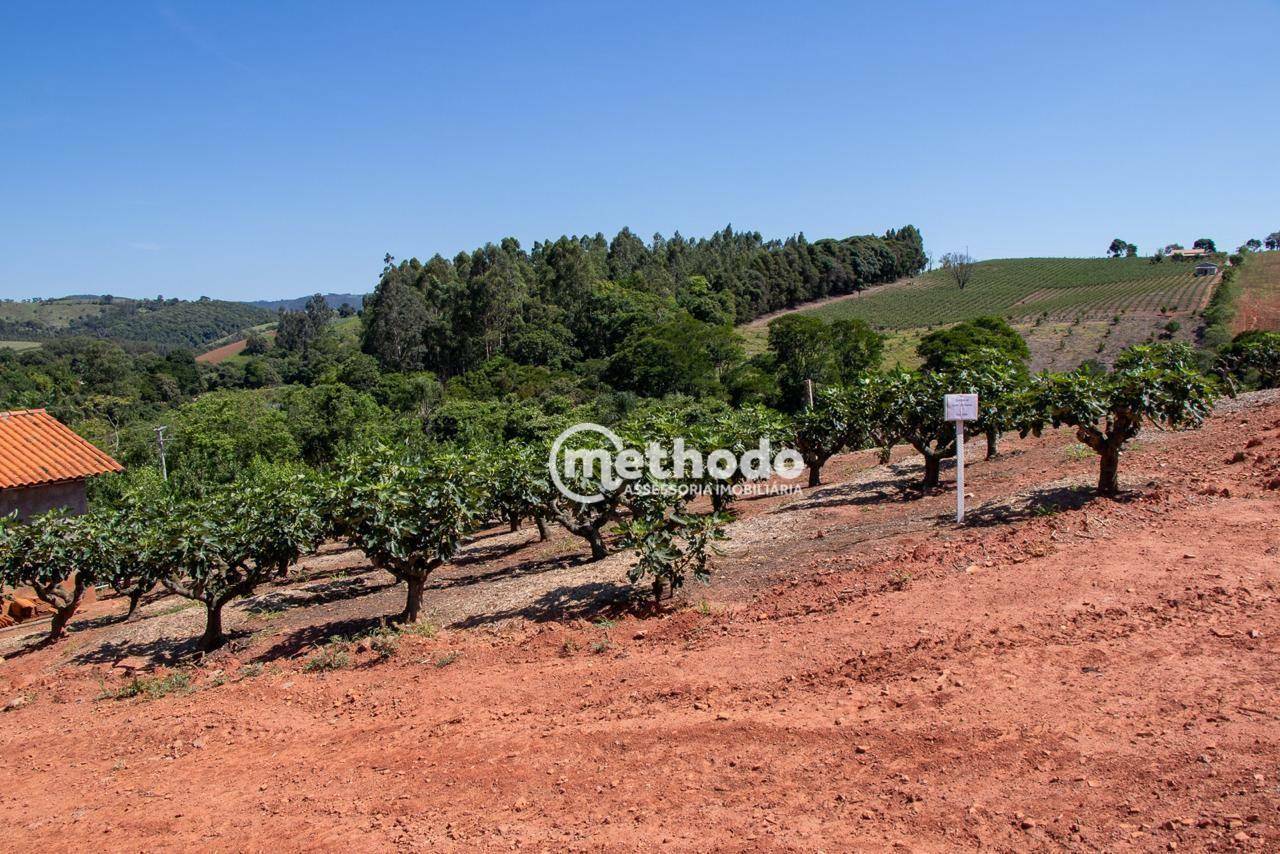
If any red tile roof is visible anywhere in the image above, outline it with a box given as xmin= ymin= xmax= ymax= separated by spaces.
xmin=0 ymin=409 xmax=123 ymax=489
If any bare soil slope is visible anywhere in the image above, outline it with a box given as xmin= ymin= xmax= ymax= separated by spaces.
xmin=2 ymin=393 xmax=1279 ymax=851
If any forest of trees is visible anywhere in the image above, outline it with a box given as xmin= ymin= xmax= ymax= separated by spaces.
xmin=360 ymin=225 xmax=926 ymax=381
xmin=0 ymin=296 xmax=273 ymax=349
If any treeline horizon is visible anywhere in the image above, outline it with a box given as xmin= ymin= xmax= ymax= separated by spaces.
xmin=0 ymin=295 xmax=274 ymax=351
xmin=361 ymin=224 xmax=926 ymax=380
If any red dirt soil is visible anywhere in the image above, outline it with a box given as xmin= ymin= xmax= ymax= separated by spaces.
xmin=196 ymin=330 xmax=277 ymax=364
xmin=2 ymin=393 xmax=1280 ymax=851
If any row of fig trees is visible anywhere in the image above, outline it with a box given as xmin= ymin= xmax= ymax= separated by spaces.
xmin=0 ymin=410 xmax=752 ymax=649
xmin=792 ymin=343 xmax=1218 ymax=495
xmin=0 ymin=341 xmax=1224 ymax=651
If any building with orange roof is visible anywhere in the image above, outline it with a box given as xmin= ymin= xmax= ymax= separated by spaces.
xmin=0 ymin=409 xmax=123 ymax=520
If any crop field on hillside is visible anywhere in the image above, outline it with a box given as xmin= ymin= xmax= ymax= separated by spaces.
xmin=794 ymin=257 xmax=1213 ymax=330
xmin=740 ymin=257 xmax=1218 ymax=366
xmin=0 ymin=340 xmax=41 ymax=352
xmin=195 ymin=328 xmax=277 ymax=364
xmin=1233 ymin=251 xmax=1280 ymax=334
xmin=0 ymin=297 xmax=111 ymax=328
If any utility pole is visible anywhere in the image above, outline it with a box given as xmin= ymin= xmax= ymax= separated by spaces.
xmin=155 ymin=425 xmax=168 ymax=482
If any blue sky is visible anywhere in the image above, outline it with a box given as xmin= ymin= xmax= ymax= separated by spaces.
xmin=2 ymin=1 xmax=1277 ymax=301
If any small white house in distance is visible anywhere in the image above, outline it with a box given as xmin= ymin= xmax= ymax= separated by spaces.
xmin=1194 ymin=262 xmax=1219 ymax=277
xmin=1168 ymin=247 xmax=1209 ymax=259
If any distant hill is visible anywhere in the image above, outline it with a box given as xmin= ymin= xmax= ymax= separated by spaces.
xmin=248 ymin=293 xmax=366 ymax=312
xmin=0 ymin=296 xmax=275 ymax=351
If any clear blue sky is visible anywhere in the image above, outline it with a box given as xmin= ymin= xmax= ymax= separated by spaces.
xmin=2 ymin=1 xmax=1277 ymax=301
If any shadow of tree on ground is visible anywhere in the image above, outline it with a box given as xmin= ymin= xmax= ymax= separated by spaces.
xmin=960 ymin=483 xmax=1123 ymax=527
xmin=450 ymin=580 xmax=636 ymax=630
xmin=773 ymin=470 xmax=923 ymax=514
xmin=429 ymin=553 xmax=592 ymax=592
xmin=70 ymin=630 xmax=254 ymax=667
xmin=451 ymin=535 xmax=538 ymax=567
xmin=252 ymin=615 xmax=393 ymax=663
xmin=242 ymin=576 xmax=397 ymax=615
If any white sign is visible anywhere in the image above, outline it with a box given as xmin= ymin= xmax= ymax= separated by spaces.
xmin=944 ymin=393 xmax=979 ymax=524
xmin=944 ymin=393 xmax=978 ymax=422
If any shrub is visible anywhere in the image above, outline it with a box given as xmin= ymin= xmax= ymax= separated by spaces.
xmin=617 ymin=485 xmax=729 ymax=608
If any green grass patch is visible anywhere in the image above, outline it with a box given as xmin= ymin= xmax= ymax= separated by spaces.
xmin=153 ymin=600 xmax=200 ymax=617
xmin=101 ymin=671 xmax=192 ymax=701
xmin=0 ymin=297 xmax=111 ymax=328
xmin=303 ymin=642 xmax=351 ymax=672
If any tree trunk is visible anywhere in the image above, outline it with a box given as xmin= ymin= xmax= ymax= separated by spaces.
xmin=43 ymin=577 xmax=85 ymax=642
xmin=534 ymin=516 xmax=549 ymax=541
xmin=402 ymin=575 xmax=427 ymax=623
xmin=124 ymin=587 xmax=144 ymax=622
xmin=582 ymin=527 xmax=608 ymax=561
xmin=48 ymin=604 xmax=75 ymax=641
xmin=1097 ymin=445 xmax=1121 ymax=496
xmin=985 ymin=427 xmax=999 ymax=460
xmin=807 ymin=464 xmax=822 ymax=488
xmin=878 ymin=447 xmax=892 ymax=465
xmin=710 ymin=486 xmax=731 ymax=513
xmin=922 ymin=453 xmax=941 ymax=490
xmin=508 ymin=514 xmax=520 ymax=533
xmin=197 ymin=601 xmax=227 ymax=651
xmin=652 ymin=578 xmax=664 ymax=610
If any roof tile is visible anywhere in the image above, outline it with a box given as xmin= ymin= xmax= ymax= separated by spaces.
xmin=0 ymin=409 xmax=123 ymax=490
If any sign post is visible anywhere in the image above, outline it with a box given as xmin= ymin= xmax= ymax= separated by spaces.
xmin=943 ymin=393 xmax=978 ymax=523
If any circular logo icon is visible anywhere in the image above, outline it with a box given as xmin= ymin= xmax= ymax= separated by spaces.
xmin=548 ymin=422 xmax=625 ymax=504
